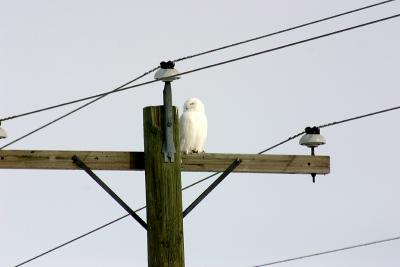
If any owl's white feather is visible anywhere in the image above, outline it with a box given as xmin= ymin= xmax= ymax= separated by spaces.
xmin=179 ymin=98 xmax=208 ymax=154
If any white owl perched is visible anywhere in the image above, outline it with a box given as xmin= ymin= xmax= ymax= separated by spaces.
xmin=179 ymin=98 xmax=208 ymax=154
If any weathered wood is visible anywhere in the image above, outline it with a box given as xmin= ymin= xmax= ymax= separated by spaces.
xmin=182 ymin=153 xmax=330 ymax=174
xmin=0 ymin=150 xmax=329 ymax=174
xmin=143 ymin=106 xmax=185 ymax=267
xmin=0 ymin=150 xmax=144 ymax=170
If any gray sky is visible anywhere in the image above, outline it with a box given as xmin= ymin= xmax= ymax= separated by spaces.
xmin=1 ymin=1 xmax=400 ymax=266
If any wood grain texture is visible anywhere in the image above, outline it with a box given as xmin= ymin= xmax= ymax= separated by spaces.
xmin=143 ymin=106 xmax=185 ymax=267
xmin=0 ymin=150 xmax=329 ymax=174
xmin=0 ymin=150 xmax=144 ymax=170
xmin=182 ymin=153 xmax=330 ymax=174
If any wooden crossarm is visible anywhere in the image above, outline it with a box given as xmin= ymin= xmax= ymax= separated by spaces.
xmin=0 ymin=150 xmax=329 ymax=174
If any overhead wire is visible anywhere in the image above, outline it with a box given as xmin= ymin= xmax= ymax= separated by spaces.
xmin=9 ymin=9 xmax=400 ymax=263
xmin=0 ymin=0 xmax=396 ymax=123
xmin=184 ymin=103 xmax=400 ymax=186
xmin=173 ymin=0 xmax=396 ymax=62
xmin=183 ymin=103 xmax=400 ymax=189
xmin=182 ymin=131 xmax=306 ymax=191
xmin=13 ymin=210 xmax=140 ymax=267
xmin=7 ymin=2 xmax=400 ymax=264
xmin=13 ymin=102 xmax=400 ymax=266
xmin=0 ymin=67 xmax=160 ymax=122
xmin=251 ymin=235 xmax=400 ymax=266
xmin=0 ymin=66 xmax=160 ymax=150
xmin=2 ymin=12 xmax=399 ymax=150
xmin=318 ymin=105 xmax=400 ymax=129
xmin=162 ymin=13 xmax=400 ymax=83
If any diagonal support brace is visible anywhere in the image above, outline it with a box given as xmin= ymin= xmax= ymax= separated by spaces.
xmin=183 ymin=158 xmax=242 ymax=218
xmin=72 ymin=155 xmax=147 ymax=230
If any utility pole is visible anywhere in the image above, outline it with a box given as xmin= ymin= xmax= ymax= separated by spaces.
xmin=143 ymin=61 xmax=184 ymax=266
xmin=0 ymin=62 xmax=330 ymax=267
xmin=0 ymin=152 xmax=329 ymax=267
xmin=143 ymin=106 xmax=184 ymax=267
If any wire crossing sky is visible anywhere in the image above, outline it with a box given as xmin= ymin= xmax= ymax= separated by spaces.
xmin=2 ymin=1 xmax=400 ymax=266
xmin=1 ymin=12 xmax=399 ymax=150
xmin=251 ymin=235 xmax=400 ymax=267
xmin=0 ymin=0 xmax=395 ymax=123
xmin=12 ymin=103 xmax=400 ymax=267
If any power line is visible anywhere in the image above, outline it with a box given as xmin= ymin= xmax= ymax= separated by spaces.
xmin=318 ymin=105 xmax=400 ymax=129
xmin=183 ymin=103 xmax=400 ymax=186
xmin=181 ymin=104 xmax=400 ymax=191
xmin=167 ymin=13 xmax=400 ymax=82
xmin=0 ymin=67 xmax=159 ymax=122
xmin=13 ymin=207 xmax=145 ymax=267
xmin=1 ymin=0 xmax=396 ymax=123
xmin=60 ymin=13 xmax=400 ymax=100
xmin=257 ymin=103 xmax=400 ymax=155
xmin=3 ymin=12 xmax=399 ymax=150
xmin=4 ymin=1 xmax=400 ymax=265
xmin=0 ymin=77 xmax=157 ymax=150
xmin=173 ymin=0 xmax=396 ymax=62
xmin=12 ymin=102 xmax=400 ymax=266
xmin=0 ymin=67 xmax=159 ymax=150
xmin=182 ymin=172 xmax=220 ymax=191
xmin=258 ymin=132 xmax=305 ymax=154
xmin=182 ymin=131 xmax=306 ymax=191
xmin=251 ymin=235 xmax=400 ymax=267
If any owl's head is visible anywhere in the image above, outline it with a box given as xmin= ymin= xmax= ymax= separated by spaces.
xmin=183 ymin=97 xmax=205 ymax=113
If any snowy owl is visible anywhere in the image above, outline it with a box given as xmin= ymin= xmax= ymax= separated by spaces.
xmin=179 ymin=98 xmax=208 ymax=154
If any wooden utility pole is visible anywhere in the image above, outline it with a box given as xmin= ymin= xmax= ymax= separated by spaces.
xmin=143 ymin=106 xmax=184 ymax=267
xmin=0 ymin=151 xmax=329 ymax=267
xmin=0 ymin=106 xmax=330 ymax=267
xmin=0 ymin=62 xmax=332 ymax=267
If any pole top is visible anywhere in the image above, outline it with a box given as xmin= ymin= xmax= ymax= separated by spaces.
xmin=154 ymin=61 xmax=180 ymax=82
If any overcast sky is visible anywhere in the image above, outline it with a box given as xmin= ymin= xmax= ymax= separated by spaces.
xmin=1 ymin=1 xmax=400 ymax=266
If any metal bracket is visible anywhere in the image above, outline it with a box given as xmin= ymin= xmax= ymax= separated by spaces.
xmin=163 ymin=81 xmax=176 ymax=162
xmin=311 ymin=147 xmax=316 ymax=183
xmin=72 ymin=155 xmax=147 ymax=230
xmin=183 ymin=158 xmax=242 ymax=218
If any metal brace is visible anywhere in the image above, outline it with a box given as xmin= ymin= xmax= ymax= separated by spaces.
xmin=183 ymin=158 xmax=242 ymax=218
xmin=72 ymin=155 xmax=148 ymax=230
